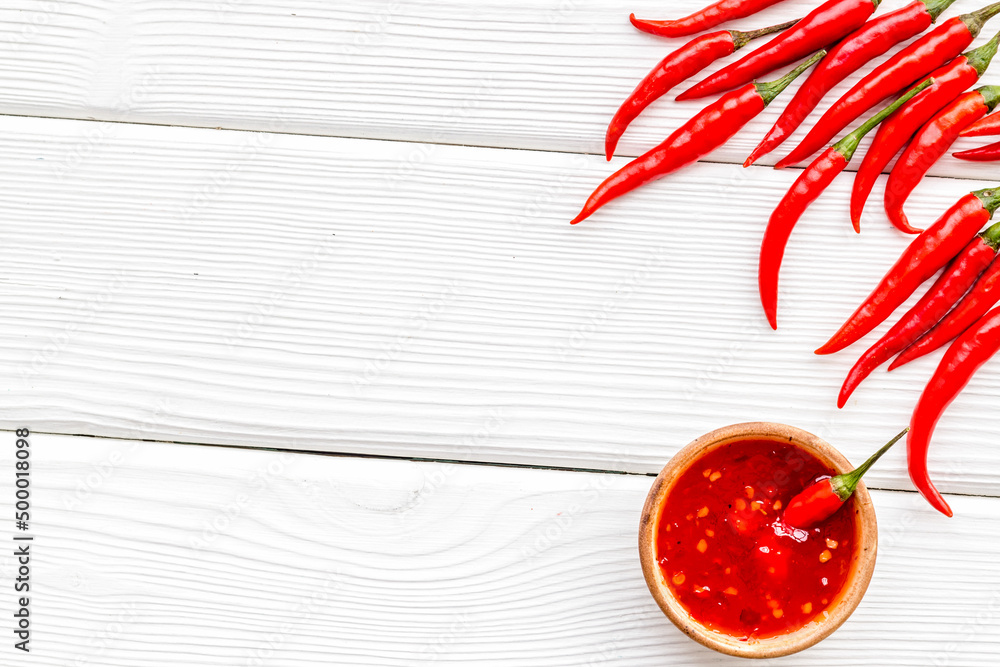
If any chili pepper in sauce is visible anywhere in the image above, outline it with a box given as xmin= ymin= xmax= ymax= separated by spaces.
xmin=817 ymin=188 xmax=1000 ymax=356
xmin=851 ymin=34 xmax=1000 ymax=234
xmin=885 ymin=86 xmax=1000 ymax=234
xmin=838 ymin=222 xmax=1000 ymax=407
xmin=908 ymin=306 xmax=1000 ymax=516
xmin=675 ymin=0 xmax=877 ymax=102
xmin=571 ymin=52 xmax=824 ymax=226
xmin=891 ymin=248 xmax=1000 ymax=369
xmin=960 ymin=109 xmax=1000 ymax=136
xmin=657 ymin=438 xmax=856 ymax=638
xmin=606 ymin=20 xmax=798 ymax=161
xmin=758 ymin=81 xmax=933 ymax=330
xmin=746 ymin=0 xmax=958 ymax=167
xmin=783 ymin=429 xmax=906 ymax=529
xmin=776 ymin=1 xmax=1000 ymax=169
xmin=954 ymin=139 xmax=1000 ymax=160
xmin=629 ymin=0 xmax=788 ymax=39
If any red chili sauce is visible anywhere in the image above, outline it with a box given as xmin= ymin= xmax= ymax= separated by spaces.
xmin=656 ymin=438 xmax=857 ymax=640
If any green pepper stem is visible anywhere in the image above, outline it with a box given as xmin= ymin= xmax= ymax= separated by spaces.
xmin=975 ymin=186 xmax=1000 ymax=217
xmin=964 ymin=29 xmax=1000 ymax=78
xmin=731 ymin=19 xmax=799 ymax=50
xmin=756 ymin=51 xmax=826 ymax=107
xmin=964 ymin=1 xmax=1000 ymax=38
xmin=830 ymin=428 xmax=908 ymax=501
xmin=925 ymin=0 xmax=960 ymax=22
xmin=833 ymin=80 xmax=934 ymax=161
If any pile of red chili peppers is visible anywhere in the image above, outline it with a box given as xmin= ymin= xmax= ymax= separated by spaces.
xmin=572 ymin=0 xmax=1000 ymax=517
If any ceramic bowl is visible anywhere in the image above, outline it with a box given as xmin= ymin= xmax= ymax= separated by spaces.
xmin=638 ymin=422 xmax=878 ymax=658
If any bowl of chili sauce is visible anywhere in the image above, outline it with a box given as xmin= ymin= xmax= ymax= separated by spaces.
xmin=638 ymin=422 xmax=877 ymax=658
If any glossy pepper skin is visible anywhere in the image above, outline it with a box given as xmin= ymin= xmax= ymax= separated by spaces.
xmin=960 ymin=109 xmax=1000 ymax=136
xmin=605 ymin=20 xmax=797 ymax=161
xmin=629 ymin=0 xmax=787 ymax=39
xmin=908 ymin=305 xmax=1000 ymax=516
xmin=891 ymin=253 xmax=1000 ymax=368
xmin=954 ymin=139 xmax=1000 ymax=160
xmin=571 ymin=53 xmax=824 ymax=225
xmin=758 ymin=81 xmax=932 ymax=330
xmin=817 ymin=188 xmax=1000 ymax=356
xmin=675 ymin=0 xmax=877 ymax=102
xmin=746 ymin=0 xmax=957 ymax=167
xmin=838 ymin=224 xmax=1000 ymax=407
xmin=884 ymin=87 xmax=1000 ymax=233
xmin=776 ymin=2 xmax=1000 ymax=169
xmin=851 ymin=35 xmax=1000 ymax=233
xmin=783 ymin=429 xmax=905 ymax=529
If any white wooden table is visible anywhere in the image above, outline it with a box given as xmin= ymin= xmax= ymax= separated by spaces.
xmin=2 ymin=1 xmax=999 ymax=664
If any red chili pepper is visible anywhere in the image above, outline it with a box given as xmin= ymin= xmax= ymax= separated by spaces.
xmin=675 ymin=0 xmax=877 ymax=102
xmin=953 ymin=139 xmax=1000 ymax=160
xmin=884 ymin=86 xmax=1000 ymax=233
xmin=629 ymin=0 xmax=788 ymax=39
xmin=838 ymin=223 xmax=1000 ymax=407
xmin=851 ymin=35 xmax=1000 ymax=234
xmin=816 ymin=188 xmax=1000 ymax=355
xmin=605 ymin=20 xmax=797 ymax=161
xmin=570 ymin=52 xmax=823 ymax=226
xmin=959 ymin=108 xmax=1000 ymax=136
xmin=775 ymin=2 xmax=1000 ymax=169
xmin=758 ymin=81 xmax=933 ymax=330
xmin=908 ymin=304 xmax=1000 ymax=516
xmin=783 ymin=428 xmax=906 ymax=529
xmin=746 ymin=0 xmax=958 ymax=168
xmin=891 ymin=251 xmax=1000 ymax=369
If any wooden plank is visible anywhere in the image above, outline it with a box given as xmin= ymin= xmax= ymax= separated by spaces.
xmin=2 ymin=0 xmax=1000 ymax=178
xmin=1 ymin=432 xmax=996 ymax=666
xmin=2 ymin=113 xmax=1000 ymax=494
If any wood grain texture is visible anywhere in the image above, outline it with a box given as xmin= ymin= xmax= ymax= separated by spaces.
xmin=2 ymin=0 xmax=1000 ymax=178
xmin=3 ymin=113 xmax=1000 ymax=495
xmin=1 ymin=433 xmax=995 ymax=666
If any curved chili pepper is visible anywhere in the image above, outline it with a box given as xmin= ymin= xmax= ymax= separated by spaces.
xmin=783 ymin=429 xmax=905 ymax=529
xmin=758 ymin=81 xmax=932 ymax=330
xmin=605 ymin=20 xmax=797 ymax=161
xmin=908 ymin=304 xmax=1000 ymax=516
xmin=746 ymin=0 xmax=957 ymax=168
xmin=775 ymin=2 xmax=1000 ymax=169
xmin=953 ymin=139 xmax=1000 ymax=160
xmin=959 ymin=109 xmax=1000 ymax=136
xmin=816 ymin=188 xmax=1000 ymax=355
xmin=837 ymin=222 xmax=1000 ymax=407
xmin=891 ymin=251 xmax=1000 ymax=369
xmin=629 ymin=0 xmax=788 ymax=39
xmin=884 ymin=86 xmax=1000 ymax=232
xmin=851 ymin=34 xmax=1000 ymax=234
xmin=675 ymin=0 xmax=877 ymax=102
xmin=570 ymin=52 xmax=824 ymax=226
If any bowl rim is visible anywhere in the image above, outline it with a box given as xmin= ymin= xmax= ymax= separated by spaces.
xmin=638 ymin=421 xmax=878 ymax=659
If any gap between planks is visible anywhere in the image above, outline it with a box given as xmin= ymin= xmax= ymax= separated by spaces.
xmin=13 ymin=428 xmax=1000 ymax=502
